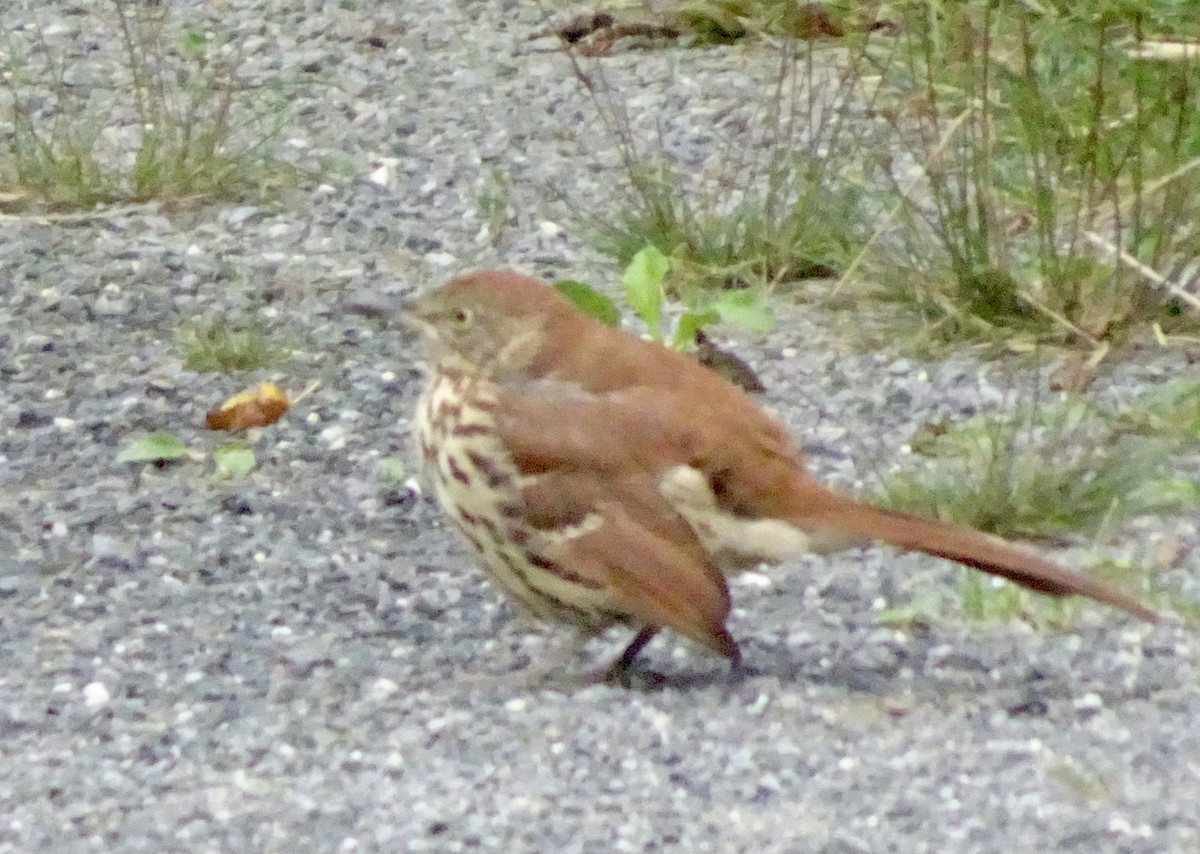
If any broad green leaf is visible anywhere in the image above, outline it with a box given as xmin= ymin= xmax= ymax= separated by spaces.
xmin=553 ymin=280 xmax=621 ymax=327
xmin=213 ymin=444 xmax=256 ymax=478
xmin=672 ymin=308 xmax=720 ymax=350
xmin=623 ymin=246 xmax=669 ymax=342
xmin=116 ymin=431 xmax=189 ymax=464
xmin=710 ymin=289 xmax=775 ymax=333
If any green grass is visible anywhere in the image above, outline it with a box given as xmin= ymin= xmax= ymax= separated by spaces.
xmin=857 ymin=0 xmax=1200 ymax=355
xmin=879 ymin=402 xmax=1194 ymax=539
xmin=177 ymin=318 xmax=278 ymax=374
xmin=579 ymin=0 xmax=1200 ymax=358
xmin=873 ymin=549 xmax=1191 ymax=631
xmin=1113 ymin=377 xmax=1200 ymax=441
xmin=1 ymin=0 xmax=297 ymax=208
xmin=475 ymin=167 xmax=514 ymax=247
xmin=575 ymin=28 xmax=879 ymax=298
xmin=594 ymin=154 xmax=864 ymax=293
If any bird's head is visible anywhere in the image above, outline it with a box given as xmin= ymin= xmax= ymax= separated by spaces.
xmin=406 ymin=269 xmax=578 ymax=378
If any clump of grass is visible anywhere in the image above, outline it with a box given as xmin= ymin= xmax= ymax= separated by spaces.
xmin=1 ymin=0 xmax=296 ymax=208
xmin=858 ymin=0 xmax=1200 ymax=356
xmin=595 ymin=152 xmax=864 ymax=293
xmin=575 ymin=32 xmax=878 ymax=298
xmin=177 ymin=318 xmax=277 ymax=374
xmin=1042 ymin=756 xmax=1113 ymax=801
xmin=476 ymin=166 xmax=514 ymax=247
xmin=1113 ymin=377 xmax=1200 ymax=442
xmin=879 ymin=401 xmax=1192 ymax=540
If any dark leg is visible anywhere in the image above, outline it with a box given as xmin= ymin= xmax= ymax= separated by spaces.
xmin=723 ymin=641 xmax=748 ymax=691
xmin=604 ymin=627 xmax=660 ymax=688
xmin=727 ymin=641 xmax=744 ymax=673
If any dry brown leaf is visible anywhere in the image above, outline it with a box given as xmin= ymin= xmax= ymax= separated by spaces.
xmin=205 ymin=382 xmax=291 ymax=431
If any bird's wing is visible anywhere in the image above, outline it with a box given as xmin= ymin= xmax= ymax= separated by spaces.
xmin=493 ymin=382 xmax=737 ymax=657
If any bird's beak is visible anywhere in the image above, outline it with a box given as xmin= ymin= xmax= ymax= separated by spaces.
xmin=401 ymin=293 xmax=437 ymax=336
xmin=343 ymin=290 xmax=436 ymax=338
xmin=343 ymin=290 xmax=408 ymax=323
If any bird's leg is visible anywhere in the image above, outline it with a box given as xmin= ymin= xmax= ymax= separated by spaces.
xmin=605 ymin=628 xmax=745 ymax=690
xmin=602 ymin=627 xmax=662 ymax=688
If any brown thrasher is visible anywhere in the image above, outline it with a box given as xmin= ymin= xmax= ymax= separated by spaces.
xmin=407 ymin=269 xmax=1156 ymax=682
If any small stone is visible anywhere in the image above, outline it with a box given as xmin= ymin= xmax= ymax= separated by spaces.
xmin=90 ymin=533 xmax=129 ymax=562
xmin=16 ymin=410 xmax=49 ymax=429
xmin=370 ymin=678 xmax=400 ymax=701
xmin=1073 ymin=692 xmax=1104 ymax=718
xmin=224 ymin=206 xmax=260 ymax=226
xmin=321 ymin=424 xmax=348 ymax=450
xmin=367 ymin=158 xmax=399 ymax=188
xmin=94 ymin=295 xmax=130 ymax=316
xmin=82 ymin=682 xmax=111 ymax=709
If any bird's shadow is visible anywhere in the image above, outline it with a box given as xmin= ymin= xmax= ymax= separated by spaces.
xmin=475 ymin=635 xmax=917 ymax=697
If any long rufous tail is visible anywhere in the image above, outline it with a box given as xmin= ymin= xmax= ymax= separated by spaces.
xmin=801 ymin=494 xmax=1158 ymax=622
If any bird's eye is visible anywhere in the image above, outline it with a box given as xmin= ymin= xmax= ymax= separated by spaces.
xmin=451 ymin=307 xmax=472 ymax=328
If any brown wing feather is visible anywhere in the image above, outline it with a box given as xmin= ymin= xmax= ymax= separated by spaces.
xmin=494 ymin=385 xmax=738 ymax=658
xmin=548 ymin=502 xmax=738 ymax=658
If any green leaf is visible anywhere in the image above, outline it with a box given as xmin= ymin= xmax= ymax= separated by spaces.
xmin=213 ymin=444 xmax=256 ymax=478
xmin=672 ymin=308 xmax=720 ymax=350
xmin=623 ymin=246 xmax=670 ymax=342
xmin=872 ymin=604 xmax=932 ymax=629
xmin=553 ymin=280 xmax=621 ymax=327
xmin=179 ymin=28 xmax=207 ymax=59
xmin=116 ymin=431 xmax=189 ymax=464
xmin=377 ymin=456 xmax=407 ymax=485
xmin=709 ymin=289 xmax=775 ymax=333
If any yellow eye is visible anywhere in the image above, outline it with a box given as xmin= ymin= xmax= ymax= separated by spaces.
xmin=451 ymin=307 xmax=472 ymax=328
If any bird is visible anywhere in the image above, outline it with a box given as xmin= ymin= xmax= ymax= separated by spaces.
xmin=405 ymin=268 xmax=1157 ymax=684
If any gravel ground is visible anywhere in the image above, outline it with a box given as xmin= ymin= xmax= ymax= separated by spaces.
xmin=2 ymin=2 xmax=1199 ymax=852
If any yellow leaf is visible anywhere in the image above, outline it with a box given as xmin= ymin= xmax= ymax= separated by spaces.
xmin=205 ymin=382 xmax=291 ymax=431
